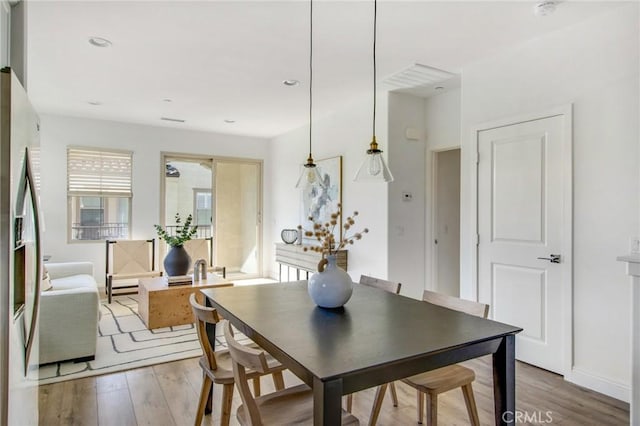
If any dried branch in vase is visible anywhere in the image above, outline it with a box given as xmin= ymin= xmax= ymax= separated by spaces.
xmin=298 ymin=203 xmax=368 ymax=257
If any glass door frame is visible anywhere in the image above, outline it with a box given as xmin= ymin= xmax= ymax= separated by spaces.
xmin=159 ymin=152 xmax=263 ymax=278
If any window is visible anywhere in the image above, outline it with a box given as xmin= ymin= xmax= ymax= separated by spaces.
xmin=67 ymin=147 xmax=132 ymax=241
xmin=193 ymin=189 xmax=212 ymax=227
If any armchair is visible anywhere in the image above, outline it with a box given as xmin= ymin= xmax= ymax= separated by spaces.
xmin=183 ymin=237 xmax=226 ymax=278
xmin=105 ymin=239 xmax=161 ymax=303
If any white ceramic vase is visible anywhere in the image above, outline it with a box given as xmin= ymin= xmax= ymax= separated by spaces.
xmin=308 ymin=254 xmax=353 ymax=308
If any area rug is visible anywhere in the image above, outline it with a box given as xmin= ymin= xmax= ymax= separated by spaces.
xmin=38 ymin=295 xmax=206 ymax=385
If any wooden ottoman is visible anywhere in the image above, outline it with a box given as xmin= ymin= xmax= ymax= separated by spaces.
xmin=138 ymin=273 xmax=233 ymax=329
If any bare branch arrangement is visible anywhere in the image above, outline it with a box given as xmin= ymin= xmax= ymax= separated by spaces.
xmin=298 ymin=203 xmax=368 ymax=257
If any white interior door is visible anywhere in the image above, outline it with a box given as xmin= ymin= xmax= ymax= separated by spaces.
xmin=478 ymin=114 xmax=569 ymax=374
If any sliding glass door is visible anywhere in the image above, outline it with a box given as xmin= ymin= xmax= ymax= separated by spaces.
xmin=214 ymin=160 xmax=261 ymax=276
xmin=161 ymin=154 xmax=262 ymax=278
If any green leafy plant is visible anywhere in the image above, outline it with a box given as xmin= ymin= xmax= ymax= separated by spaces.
xmin=154 ymin=213 xmax=198 ymax=247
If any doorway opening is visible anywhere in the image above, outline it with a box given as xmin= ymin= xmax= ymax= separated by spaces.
xmin=431 ymin=148 xmax=461 ymax=297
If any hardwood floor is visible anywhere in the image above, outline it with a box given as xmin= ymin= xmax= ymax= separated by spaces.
xmin=39 ymin=356 xmax=629 ymax=425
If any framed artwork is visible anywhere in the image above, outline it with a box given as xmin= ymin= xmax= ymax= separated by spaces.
xmin=301 ymin=156 xmax=342 ymax=244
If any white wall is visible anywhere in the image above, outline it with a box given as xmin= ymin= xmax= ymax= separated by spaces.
xmin=267 ymin=95 xmax=389 ymax=281
xmin=424 ymin=89 xmax=462 ymax=293
xmin=459 ymin=4 xmax=639 ymax=400
xmin=39 ymin=114 xmax=270 ymax=284
xmin=387 ymin=92 xmax=426 ymax=299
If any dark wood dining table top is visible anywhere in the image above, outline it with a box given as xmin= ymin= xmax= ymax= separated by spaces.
xmin=202 ymin=281 xmax=522 ymax=385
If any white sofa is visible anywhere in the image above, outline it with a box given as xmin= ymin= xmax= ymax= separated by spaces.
xmin=39 ymin=262 xmax=100 ymax=365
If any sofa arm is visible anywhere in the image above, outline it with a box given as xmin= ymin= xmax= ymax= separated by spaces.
xmin=45 ymin=262 xmax=94 ymax=280
xmin=39 ymin=286 xmax=100 ymax=364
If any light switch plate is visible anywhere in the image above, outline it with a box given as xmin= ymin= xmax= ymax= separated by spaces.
xmin=630 ymin=237 xmax=640 ymax=254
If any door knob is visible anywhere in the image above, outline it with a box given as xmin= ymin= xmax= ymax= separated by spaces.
xmin=537 ymin=254 xmax=561 ymax=263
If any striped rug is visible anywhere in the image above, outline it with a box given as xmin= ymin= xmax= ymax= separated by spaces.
xmin=38 ymin=295 xmax=205 ymax=384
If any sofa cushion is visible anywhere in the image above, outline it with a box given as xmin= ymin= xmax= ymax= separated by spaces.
xmin=50 ymin=274 xmax=97 ymax=291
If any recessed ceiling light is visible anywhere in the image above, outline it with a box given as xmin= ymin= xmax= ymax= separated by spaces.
xmin=160 ymin=117 xmax=185 ymax=123
xmin=88 ymin=101 xmax=102 ymax=106
xmin=283 ymin=79 xmax=300 ymax=87
xmin=88 ymin=37 xmax=112 ymax=48
xmin=163 ymin=98 xmax=172 ymax=103
xmin=435 ymin=86 xmax=444 ymax=91
xmin=224 ymin=119 xmax=236 ymax=124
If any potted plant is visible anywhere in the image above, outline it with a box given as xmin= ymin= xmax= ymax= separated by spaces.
xmin=154 ymin=213 xmax=198 ymax=276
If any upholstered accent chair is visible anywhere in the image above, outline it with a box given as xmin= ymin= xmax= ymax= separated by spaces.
xmin=105 ymin=239 xmax=161 ymax=303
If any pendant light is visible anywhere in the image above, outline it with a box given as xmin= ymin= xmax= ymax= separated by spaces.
xmin=354 ymin=0 xmax=393 ymax=182
xmin=296 ymin=0 xmax=324 ymax=189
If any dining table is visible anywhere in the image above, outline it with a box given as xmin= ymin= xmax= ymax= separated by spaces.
xmin=202 ymin=281 xmax=522 ymax=426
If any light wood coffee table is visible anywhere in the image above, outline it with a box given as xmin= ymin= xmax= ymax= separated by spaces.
xmin=138 ymin=273 xmax=233 ymax=329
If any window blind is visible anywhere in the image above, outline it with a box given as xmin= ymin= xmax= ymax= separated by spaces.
xmin=67 ymin=147 xmax=132 ymax=197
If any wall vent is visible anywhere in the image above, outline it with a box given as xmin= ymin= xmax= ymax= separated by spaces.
xmin=382 ymin=63 xmax=459 ymax=97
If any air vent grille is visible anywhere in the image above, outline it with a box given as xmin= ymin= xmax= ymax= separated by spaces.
xmin=383 ymin=63 xmax=455 ymax=91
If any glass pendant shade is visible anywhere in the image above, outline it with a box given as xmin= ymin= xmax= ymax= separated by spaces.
xmin=296 ymin=155 xmax=324 ymax=189
xmin=355 ymin=0 xmax=393 ymax=183
xmin=354 ymin=136 xmax=394 ymax=182
xmin=296 ymin=0 xmax=323 ymax=190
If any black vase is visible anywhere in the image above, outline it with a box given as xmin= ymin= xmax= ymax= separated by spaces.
xmin=164 ymin=245 xmax=191 ymax=276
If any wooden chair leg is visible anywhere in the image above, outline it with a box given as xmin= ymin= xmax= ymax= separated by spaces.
xmin=417 ymin=391 xmax=425 ymax=424
xmin=368 ymin=383 xmax=388 ymax=426
xmin=252 ymin=377 xmax=261 ymax=397
xmin=107 ymin=276 xmax=112 ymax=304
xmin=346 ymin=394 xmax=353 ymax=413
xmin=389 ymin=381 xmax=398 ymax=407
xmin=461 ymin=384 xmax=480 ymax=426
xmin=194 ymin=376 xmax=212 ymax=426
xmin=220 ymin=383 xmax=234 ymax=426
xmin=272 ymin=371 xmax=285 ymax=390
xmin=204 ymin=375 xmax=213 ymax=414
xmin=426 ymin=393 xmax=437 ymax=426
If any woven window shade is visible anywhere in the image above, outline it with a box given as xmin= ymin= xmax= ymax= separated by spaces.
xmin=67 ymin=147 xmax=132 ymax=197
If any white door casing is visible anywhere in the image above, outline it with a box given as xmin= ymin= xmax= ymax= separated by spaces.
xmin=477 ymin=109 xmax=572 ymax=375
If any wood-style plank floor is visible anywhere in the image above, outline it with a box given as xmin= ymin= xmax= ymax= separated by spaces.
xmin=38 ymin=356 xmax=629 ymax=426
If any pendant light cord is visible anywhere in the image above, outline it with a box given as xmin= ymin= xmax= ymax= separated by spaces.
xmin=372 ymin=0 xmax=377 ymax=138
xmin=309 ymin=0 xmax=313 ymax=158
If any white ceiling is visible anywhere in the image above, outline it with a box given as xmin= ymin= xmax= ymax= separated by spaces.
xmin=27 ymin=1 xmax=622 ymax=139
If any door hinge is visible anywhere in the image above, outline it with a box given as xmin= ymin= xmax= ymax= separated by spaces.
xmin=475 ymin=233 xmax=480 ymax=246
xmin=475 ymin=151 xmax=479 ymax=165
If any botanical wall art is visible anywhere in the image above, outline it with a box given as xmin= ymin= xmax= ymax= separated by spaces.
xmin=301 ymin=156 xmax=342 ymax=244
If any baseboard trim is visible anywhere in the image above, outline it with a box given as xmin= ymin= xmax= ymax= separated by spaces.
xmin=565 ymin=367 xmax=630 ymax=403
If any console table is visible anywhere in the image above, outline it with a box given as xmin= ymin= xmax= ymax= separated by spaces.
xmin=275 ymin=243 xmax=347 ymax=281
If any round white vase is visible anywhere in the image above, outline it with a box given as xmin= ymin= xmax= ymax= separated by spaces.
xmin=308 ymin=254 xmax=353 ymax=308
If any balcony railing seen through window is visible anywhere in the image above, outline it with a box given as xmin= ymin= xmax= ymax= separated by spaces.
xmin=71 ymin=222 xmax=129 ymax=241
